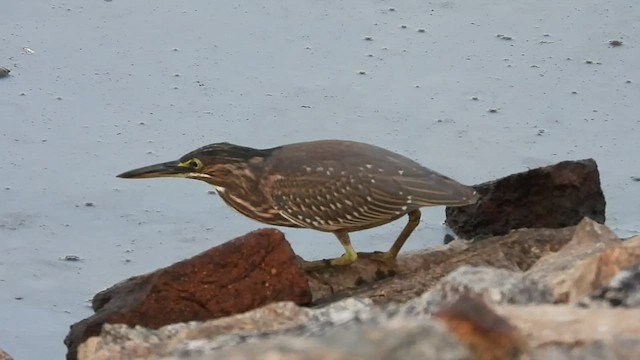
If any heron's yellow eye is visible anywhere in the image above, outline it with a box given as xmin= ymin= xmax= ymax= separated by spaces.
xmin=190 ymin=158 xmax=203 ymax=170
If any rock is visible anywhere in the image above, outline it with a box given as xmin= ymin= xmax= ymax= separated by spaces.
xmin=78 ymin=298 xmax=473 ymax=360
xmin=0 ymin=67 xmax=9 ymax=78
xmin=0 ymin=348 xmax=13 ymax=360
xmin=208 ymin=319 xmax=470 ymax=360
xmin=77 ymin=271 xmax=640 ymax=360
xmin=433 ymin=295 xmax=528 ymax=360
xmin=310 ymin=225 xmax=574 ymax=305
xmin=400 ymin=266 xmax=552 ymax=315
xmin=446 ymin=159 xmax=605 ymax=239
xmin=66 ymin=229 xmax=311 ymax=360
xmin=579 ymin=240 xmax=640 ymax=308
xmin=526 ymin=218 xmax=640 ymax=303
xmin=495 ymin=304 xmax=640 ymax=359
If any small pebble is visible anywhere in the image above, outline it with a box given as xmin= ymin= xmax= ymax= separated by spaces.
xmin=400 ymin=25 xmax=407 ymax=29
xmin=488 ymin=108 xmax=499 ymax=113
xmin=631 ymin=176 xmax=640 ymax=182
xmin=388 ymin=7 xmax=396 ymax=12
xmin=443 ymin=234 xmax=455 ymax=244
xmin=625 ymin=80 xmax=632 ymax=84
xmin=84 ymin=202 xmax=95 ymax=207
xmin=357 ymin=70 xmax=367 ymax=75
xmin=417 ymin=28 xmax=426 ymax=33
xmin=471 ymin=96 xmax=479 ymax=101
xmin=363 ymin=36 xmax=374 ymax=41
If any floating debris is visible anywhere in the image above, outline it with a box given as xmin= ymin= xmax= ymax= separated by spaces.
xmin=609 ymin=39 xmax=623 ymax=47
xmin=60 ymin=255 xmax=82 ymax=262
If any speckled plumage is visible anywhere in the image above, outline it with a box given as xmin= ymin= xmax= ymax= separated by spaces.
xmin=118 ymin=139 xmax=478 ymax=266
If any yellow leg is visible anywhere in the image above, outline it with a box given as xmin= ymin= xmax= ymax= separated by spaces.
xmin=330 ymin=230 xmax=358 ymax=266
xmin=385 ymin=209 xmax=421 ymax=259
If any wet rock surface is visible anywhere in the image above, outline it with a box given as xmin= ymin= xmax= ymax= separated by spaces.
xmin=445 ymin=159 xmax=606 ymax=239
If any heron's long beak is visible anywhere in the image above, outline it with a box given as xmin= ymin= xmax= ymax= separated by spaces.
xmin=117 ymin=160 xmax=190 ymax=179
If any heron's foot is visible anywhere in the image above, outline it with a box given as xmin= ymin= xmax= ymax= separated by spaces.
xmin=301 ymin=252 xmax=358 ymax=271
xmin=358 ymin=251 xmax=399 ymax=267
xmin=330 ymin=251 xmax=358 ymax=266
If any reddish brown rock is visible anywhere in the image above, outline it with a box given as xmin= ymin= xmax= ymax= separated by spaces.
xmin=434 ymin=295 xmax=528 ymax=360
xmin=445 ymin=159 xmax=605 ymax=239
xmin=65 ymin=229 xmax=311 ymax=360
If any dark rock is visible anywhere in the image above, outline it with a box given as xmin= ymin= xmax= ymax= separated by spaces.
xmin=446 ymin=159 xmax=605 ymax=239
xmin=0 ymin=67 xmax=9 ymax=78
xmin=65 ymin=229 xmax=311 ymax=360
xmin=434 ymin=295 xmax=528 ymax=360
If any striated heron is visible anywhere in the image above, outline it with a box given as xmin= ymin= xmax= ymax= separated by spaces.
xmin=117 ymin=140 xmax=478 ymax=267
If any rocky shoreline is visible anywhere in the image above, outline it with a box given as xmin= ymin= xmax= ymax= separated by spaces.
xmin=5 ymin=159 xmax=639 ymax=360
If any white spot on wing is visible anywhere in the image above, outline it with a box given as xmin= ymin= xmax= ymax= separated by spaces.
xmin=398 ymin=170 xmax=404 ymax=175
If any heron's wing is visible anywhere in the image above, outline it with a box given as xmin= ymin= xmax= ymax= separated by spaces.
xmin=262 ymin=165 xmax=413 ymax=231
xmin=261 ymin=140 xmax=477 ymax=231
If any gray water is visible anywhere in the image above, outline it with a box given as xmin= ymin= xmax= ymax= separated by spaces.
xmin=1 ymin=1 xmax=639 ymax=359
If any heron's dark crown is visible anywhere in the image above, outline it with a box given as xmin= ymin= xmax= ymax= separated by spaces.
xmin=180 ymin=142 xmax=278 ymax=165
